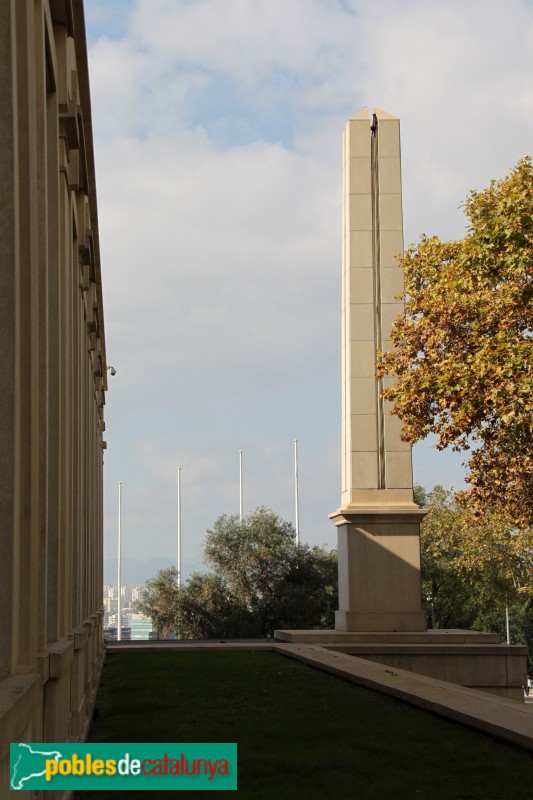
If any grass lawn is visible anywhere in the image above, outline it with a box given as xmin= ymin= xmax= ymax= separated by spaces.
xmin=76 ymin=650 xmax=532 ymax=799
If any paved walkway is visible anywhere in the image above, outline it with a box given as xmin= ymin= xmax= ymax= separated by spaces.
xmin=106 ymin=640 xmax=533 ymax=752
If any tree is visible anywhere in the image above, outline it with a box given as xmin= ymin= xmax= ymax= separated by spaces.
xmin=173 ymin=572 xmax=253 ymax=640
xmin=418 ymin=486 xmax=477 ymax=630
xmin=202 ymin=507 xmax=337 ymax=636
xmin=417 ymin=485 xmax=533 ymax=659
xmin=136 ymin=507 xmax=338 ymax=639
xmin=378 ymin=157 xmax=533 ymax=527
xmin=204 ymin=508 xmax=297 ymax=609
xmin=135 ymin=566 xmax=180 ymax=639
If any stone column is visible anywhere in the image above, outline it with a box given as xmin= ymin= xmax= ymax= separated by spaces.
xmin=331 ymin=107 xmax=426 ymax=632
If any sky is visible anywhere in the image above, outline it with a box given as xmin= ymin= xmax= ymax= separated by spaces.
xmin=83 ymin=0 xmax=533 ymax=582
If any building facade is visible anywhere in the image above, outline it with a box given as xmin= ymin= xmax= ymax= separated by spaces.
xmin=130 ymin=613 xmax=154 ymax=641
xmin=0 ymin=0 xmax=107 ymax=793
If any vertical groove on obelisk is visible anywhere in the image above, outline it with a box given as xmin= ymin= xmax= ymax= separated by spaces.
xmin=371 ymin=114 xmax=386 ymax=489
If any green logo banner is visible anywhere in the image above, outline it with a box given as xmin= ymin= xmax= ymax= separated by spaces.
xmin=10 ymin=743 xmax=237 ymax=791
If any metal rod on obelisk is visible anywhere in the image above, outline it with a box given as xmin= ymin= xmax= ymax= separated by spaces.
xmin=117 ymin=480 xmax=122 ymax=641
xmin=294 ymin=439 xmax=300 ymax=544
xmin=239 ymin=450 xmax=243 ymax=523
xmin=177 ymin=467 xmax=182 ymax=589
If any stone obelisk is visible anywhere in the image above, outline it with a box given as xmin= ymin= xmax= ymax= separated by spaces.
xmin=330 ymin=107 xmax=426 ymax=632
xmin=274 ymin=110 xmax=527 ymax=703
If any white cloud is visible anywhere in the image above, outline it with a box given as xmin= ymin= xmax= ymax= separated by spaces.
xmin=129 ymin=0 xmax=355 ymax=79
xmin=349 ymin=0 xmax=533 ymax=239
xmin=97 ymin=131 xmax=339 ymax=404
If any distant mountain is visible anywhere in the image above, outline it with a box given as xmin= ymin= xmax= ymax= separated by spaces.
xmin=104 ymin=556 xmax=175 ymax=586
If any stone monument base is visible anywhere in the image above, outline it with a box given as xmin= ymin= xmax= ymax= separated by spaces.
xmin=335 ymin=610 xmax=427 ymax=632
xmin=331 ymin=508 xmax=428 ymax=633
xmin=274 ymin=629 xmax=528 ymax=702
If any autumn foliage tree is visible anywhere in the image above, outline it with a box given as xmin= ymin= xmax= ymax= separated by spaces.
xmin=418 ymin=486 xmax=533 ymax=608
xmin=378 ymin=158 xmax=533 ymax=527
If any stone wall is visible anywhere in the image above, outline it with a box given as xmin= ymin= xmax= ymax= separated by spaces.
xmin=0 ymin=1 xmax=106 ymax=796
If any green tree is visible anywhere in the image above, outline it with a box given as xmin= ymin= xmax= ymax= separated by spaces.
xmin=204 ymin=508 xmax=297 ymax=608
xmin=173 ymin=572 xmax=253 ymax=640
xmin=419 ymin=486 xmax=478 ymax=629
xmin=137 ymin=507 xmax=338 ymax=639
xmin=378 ymin=158 xmax=533 ymax=528
xmin=135 ymin=566 xmax=180 ymax=639
xmin=417 ymin=485 xmax=533 ymax=656
xmin=202 ymin=507 xmax=337 ymax=637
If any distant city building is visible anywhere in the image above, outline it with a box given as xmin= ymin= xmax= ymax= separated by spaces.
xmin=102 ymin=584 xmax=145 ymax=630
xmin=130 ymin=613 xmax=154 ymax=640
xmin=104 ymin=627 xmax=132 ymax=642
xmin=108 ymin=613 xmax=131 ymax=628
xmin=104 ymin=584 xmax=117 ymax=601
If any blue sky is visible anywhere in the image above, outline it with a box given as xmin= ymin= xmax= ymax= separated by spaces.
xmin=84 ymin=0 xmax=533 ymax=580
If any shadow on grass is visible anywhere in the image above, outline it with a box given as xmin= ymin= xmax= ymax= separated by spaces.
xmin=76 ymin=650 xmax=532 ymax=799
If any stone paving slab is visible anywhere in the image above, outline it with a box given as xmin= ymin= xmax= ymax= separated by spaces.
xmin=106 ymin=640 xmax=276 ymax=652
xmin=275 ymin=629 xmax=502 ymax=644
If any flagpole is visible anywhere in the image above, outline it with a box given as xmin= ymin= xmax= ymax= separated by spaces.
xmin=239 ymin=449 xmax=243 ymax=523
xmin=177 ymin=467 xmax=182 ymax=589
xmin=294 ymin=439 xmax=300 ymax=545
xmin=117 ymin=480 xmax=122 ymax=641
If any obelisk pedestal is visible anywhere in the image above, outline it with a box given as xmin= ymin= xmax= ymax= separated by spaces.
xmin=332 ymin=510 xmax=426 ymax=632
